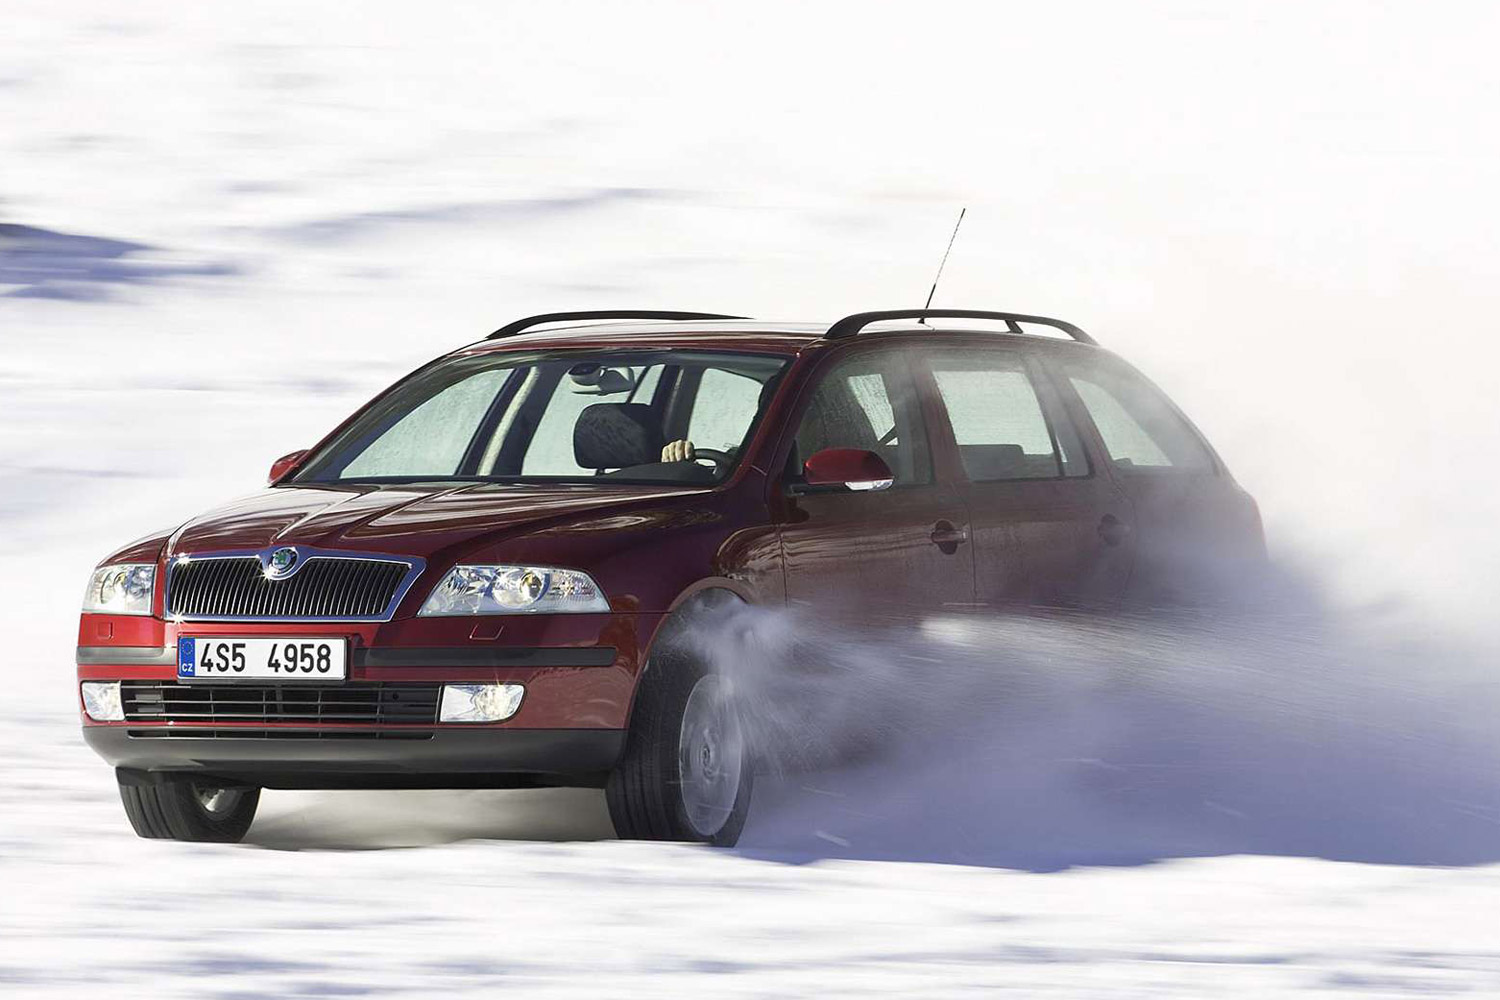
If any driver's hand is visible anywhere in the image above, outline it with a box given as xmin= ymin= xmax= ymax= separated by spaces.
xmin=661 ymin=439 xmax=695 ymax=463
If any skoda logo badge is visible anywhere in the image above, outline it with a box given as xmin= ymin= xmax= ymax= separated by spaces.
xmin=264 ymin=546 xmax=300 ymax=579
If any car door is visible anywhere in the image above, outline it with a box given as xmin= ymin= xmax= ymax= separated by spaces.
xmin=1048 ymin=352 xmax=1264 ymax=603
xmin=918 ymin=343 xmax=1136 ymax=608
xmin=776 ymin=345 xmax=975 ymax=622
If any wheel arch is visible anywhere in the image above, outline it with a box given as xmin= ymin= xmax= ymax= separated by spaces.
xmin=627 ymin=581 xmax=751 ymax=725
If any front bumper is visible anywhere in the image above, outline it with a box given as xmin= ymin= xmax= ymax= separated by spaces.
xmin=78 ymin=610 xmax=657 ymax=728
xmin=88 ymin=726 xmax=626 ymax=790
xmin=77 ymin=611 xmax=657 ymax=788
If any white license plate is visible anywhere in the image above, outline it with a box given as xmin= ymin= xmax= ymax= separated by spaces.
xmin=177 ymin=637 xmax=347 ymax=681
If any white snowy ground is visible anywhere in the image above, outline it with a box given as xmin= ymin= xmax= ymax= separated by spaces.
xmin=4 ymin=2 xmax=1500 ymax=996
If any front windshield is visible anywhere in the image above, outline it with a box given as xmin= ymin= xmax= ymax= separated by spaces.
xmin=293 ymin=349 xmax=790 ymax=486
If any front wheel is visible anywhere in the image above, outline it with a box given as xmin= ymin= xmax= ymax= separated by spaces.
xmin=118 ymin=774 xmax=260 ymax=842
xmin=607 ymin=656 xmax=753 ymax=846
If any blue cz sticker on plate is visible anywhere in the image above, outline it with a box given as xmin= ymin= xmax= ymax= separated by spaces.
xmin=177 ymin=637 xmax=196 ymax=677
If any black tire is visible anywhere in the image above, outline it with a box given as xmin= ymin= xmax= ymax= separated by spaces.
xmin=118 ymin=774 xmax=260 ymax=843
xmin=607 ymin=645 xmax=753 ymax=846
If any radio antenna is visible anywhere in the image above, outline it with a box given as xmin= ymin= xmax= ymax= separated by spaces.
xmin=919 ymin=207 xmax=967 ymax=326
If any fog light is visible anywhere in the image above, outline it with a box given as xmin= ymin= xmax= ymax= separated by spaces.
xmin=81 ymin=681 xmax=124 ymax=722
xmin=440 ymin=683 xmax=524 ymax=723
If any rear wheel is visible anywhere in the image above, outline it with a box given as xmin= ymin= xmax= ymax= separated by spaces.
xmin=118 ymin=774 xmax=260 ymax=843
xmin=607 ymin=652 xmax=753 ymax=846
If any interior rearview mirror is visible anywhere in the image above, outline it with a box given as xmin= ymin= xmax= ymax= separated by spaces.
xmin=268 ymin=449 xmax=309 ymax=485
xmin=801 ymin=448 xmax=894 ymax=492
xmin=567 ymin=363 xmax=635 ymax=395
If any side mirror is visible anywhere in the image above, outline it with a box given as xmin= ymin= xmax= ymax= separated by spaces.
xmin=268 ymin=449 xmax=309 ymax=485
xmin=802 ymin=448 xmax=894 ymax=492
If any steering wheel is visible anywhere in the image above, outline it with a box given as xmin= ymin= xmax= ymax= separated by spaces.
xmin=691 ymin=448 xmax=734 ymax=471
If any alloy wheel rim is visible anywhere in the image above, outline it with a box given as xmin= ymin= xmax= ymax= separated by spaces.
xmin=192 ymin=783 xmax=244 ymax=817
xmin=677 ymin=675 xmax=744 ymax=838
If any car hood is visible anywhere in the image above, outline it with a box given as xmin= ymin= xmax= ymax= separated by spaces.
xmin=167 ymin=482 xmax=713 ymax=559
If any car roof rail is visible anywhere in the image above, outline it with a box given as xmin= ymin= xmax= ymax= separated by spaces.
xmin=488 ymin=310 xmax=747 ymax=340
xmin=824 ymin=309 xmax=1097 ymax=345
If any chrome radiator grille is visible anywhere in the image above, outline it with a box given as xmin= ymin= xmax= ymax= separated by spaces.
xmin=166 ymin=555 xmax=413 ymax=620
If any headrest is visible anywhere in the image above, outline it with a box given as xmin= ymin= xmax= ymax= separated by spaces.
xmin=990 ymin=443 xmax=1025 ymax=462
xmin=967 ymin=443 xmax=1026 ymax=479
xmin=573 ymin=403 xmax=664 ymax=470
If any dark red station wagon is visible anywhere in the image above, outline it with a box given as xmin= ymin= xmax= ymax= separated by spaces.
xmin=77 ymin=309 xmax=1264 ymax=845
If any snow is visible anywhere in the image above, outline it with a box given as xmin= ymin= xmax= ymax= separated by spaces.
xmin=4 ymin=1 xmax=1500 ymax=995
xmin=8 ymin=825 xmax=1500 ymax=996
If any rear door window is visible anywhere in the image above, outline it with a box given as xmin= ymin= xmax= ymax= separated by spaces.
xmin=1062 ymin=359 xmax=1215 ymax=472
xmin=928 ymin=351 xmax=1087 ymax=481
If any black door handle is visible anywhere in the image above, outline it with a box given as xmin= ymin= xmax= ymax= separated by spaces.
xmin=930 ymin=520 xmax=968 ymax=553
xmin=1098 ymin=514 xmax=1131 ymax=547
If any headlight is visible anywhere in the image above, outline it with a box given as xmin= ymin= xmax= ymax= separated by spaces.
xmin=418 ymin=565 xmax=610 ymax=616
xmin=81 ymin=564 xmax=156 ymax=616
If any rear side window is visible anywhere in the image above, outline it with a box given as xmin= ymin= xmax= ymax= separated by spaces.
xmin=794 ymin=351 xmax=932 ymax=485
xmin=929 ymin=351 xmax=1087 ymax=481
xmin=1063 ymin=360 xmax=1215 ymax=472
